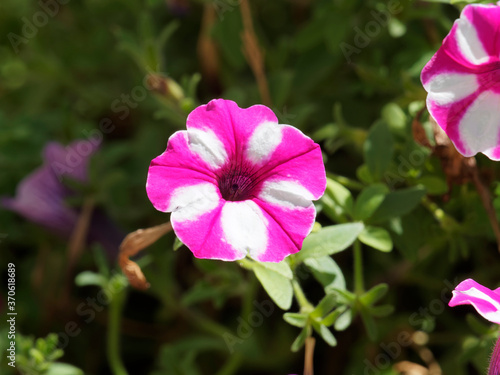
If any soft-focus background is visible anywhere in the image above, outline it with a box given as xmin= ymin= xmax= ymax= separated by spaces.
xmin=1 ymin=0 xmax=500 ymax=374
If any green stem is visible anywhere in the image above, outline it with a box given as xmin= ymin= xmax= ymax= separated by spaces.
xmin=183 ymin=308 xmax=230 ymax=337
xmin=421 ymin=197 xmax=459 ymax=232
xmin=242 ymin=274 xmax=258 ymax=318
xmin=328 ymin=173 xmax=365 ymax=191
xmin=107 ymin=286 xmax=128 ymax=375
xmin=353 ymin=240 xmax=364 ymax=295
xmin=215 ymin=352 xmax=244 ymax=375
xmin=292 ymin=279 xmax=313 ymax=312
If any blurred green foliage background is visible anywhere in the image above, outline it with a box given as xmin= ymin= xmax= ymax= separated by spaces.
xmin=1 ymin=0 xmax=500 ymax=374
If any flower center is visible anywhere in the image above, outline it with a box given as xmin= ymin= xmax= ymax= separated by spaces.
xmin=217 ymin=163 xmax=259 ymax=201
xmin=478 ymin=62 xmax=500 ymax=93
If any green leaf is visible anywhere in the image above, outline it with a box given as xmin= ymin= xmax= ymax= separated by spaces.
xmin=173 ymin=236 xmax=184 ymax=251
xmin=312 ymin=320 xmax=337 ymax=346
xmin=92 ymin=245 xmax=110 ymax=278
xmin=268 ymin=70 xmax=293 ymax=108
xmin=466 ymin=313 xmax=494 ymax=336
xmin=211 ymin=10 xmax=245 ymax=69
xmin=258 ymin=260 xmax=293 ymax=279
xmin=318 ymin=324 xmax=337 ymax=346
xmin=46 ymin=363 xmax=84 ymax=375
xmin=304 ymin=256 xmax=346 ymax=290
xmin=368 ymin=304 xmax=395 ymax=318
xmin=334 ymin=307 xmax=352 ymax=331
xmin=364 ymin=121 xmax=394 ymax=180
xmin=240 ymin=259 xmax=292 ymax=279
xmin=291 ymin=326 xmax=311 ymax=352
xmin=359 ymin=304 xmax=378 ymax=341
xmin=311 ymin=294 xmax=337 ymax=319
xmin=357 ymin=164 xmax=375 ymax=184
xmin=283 ymin=313 xmax=308 ymax=328
xmin=29 ymin=348 xmax=45 ymax=364
xmin=74 ymin=271 xmax=107 ymax=288
xmin=370 ymin=186 xmax=426 ymax=223
xmin=320 ymin=308 xmax=343 ymax=326
xmin=358 ymin=226 xmax=393 ymax=252
xmin=181 ymin=281 xmax=223 ymax=307
xmin=326 ymin=288 xmax=356 ymax=305
xmin=353 ymin=184 xmax=389 ymax=221
xmin=156 ymin=21 xmax=180 ymax=52
xmin=253 ymin=265 xmax=293 ymax=310
xmin=296 ymin=223 xmax=364 ymax=261
xmin=416 ymin=176 xmax=448 ymax=195
xmin=359 ymin=283 xmax=389 ymax=306
xmin=294 ymin=17 xmax=325 ymax=52
xmin=324 ymin=177 xmax=354 ymax=216
xmin=382 ymin=103 xmax=407 ymax=134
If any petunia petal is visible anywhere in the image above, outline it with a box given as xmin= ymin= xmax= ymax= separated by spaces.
xmin=220 ymin=200 xmax=269 ymax=260
xmin=449 ymin=278 xmax=500 ymax=324
xmin=1 ymin=167 xmax=78 ymax=235
xmin=252 ymin=197 xmax=316 ymax=262
xmin=146 ymin=131 xmax=218 ymax=212
xmin=168 ymin=183 xmax=220 ymax=222
xmin=258 ymin=179 xmax=315 ymax=209
xmin=187 ymin=127 xmax=228 ymax=169
xmin=454 ymin=14 xmax=489 ymax=65
xmin=186 ymin=99 xmax=279 ymax=158
xmin=424 ymin=72 xmax=479 ymax=106
xmin=171 ymin=201 xmax=247 ymax=261
xmin=257 ymin=125 xmax=326 ymax=200
xmin=44 ymin=140 xmax=99 ymax=182
xmin=461 ymin=4 xmax=500 ymax=61
xmin=459 ymin=90 xmax=500 ymax=159
xmin=245 ymin=121 xmax=283 ymax=165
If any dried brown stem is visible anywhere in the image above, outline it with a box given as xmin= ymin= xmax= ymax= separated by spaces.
xmin=118 ymin=222 xmax=172 ymax=290
xmin=197 ymin=3 xmax=220 ymax=90
xmin=58 ymin=197 xmax=96 ymax=312
xmin=304 ymin=336 xmax=315 ymax=375
xmin=67 ymin=197 xmax=96 ymax=271
xmin=239 ymin=0 xmax=272 ymax=107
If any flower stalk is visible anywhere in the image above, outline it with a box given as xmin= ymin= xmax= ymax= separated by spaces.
xmin=292 ymin=279 xmax=313 ymax=312
xmin=304 ymin=336 xmax=315 ymax=375
xmin=107 ymin=283 xmax=128 ymax=375
xmin=353 ymin=240 xmax=364 ymax=295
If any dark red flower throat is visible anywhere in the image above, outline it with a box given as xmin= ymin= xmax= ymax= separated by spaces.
xmin=217 ymin=161 xmax=261 ymax=202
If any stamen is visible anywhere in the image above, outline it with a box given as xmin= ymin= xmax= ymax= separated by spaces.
xmin=217 ymin=161 xmax=262 ymax=201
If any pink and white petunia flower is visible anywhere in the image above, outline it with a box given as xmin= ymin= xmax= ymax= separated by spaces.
xmin=449 ymin=278 xmax=500 ymax=374
xmin=146 ymin=99 xmax=326 ymax=262
xmin=449 ymin=278 xmax=500 ymax=324
xmin=421 ymin=4 xmax=500 ymax=160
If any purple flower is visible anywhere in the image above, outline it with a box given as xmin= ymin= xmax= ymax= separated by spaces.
xmin=421 ymin=4 xmax=500 ymax=160
xmin=2 ymin=140 xmax=123 ymax=258
xmin=146 ymin=99 xmax=326 ymax=262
